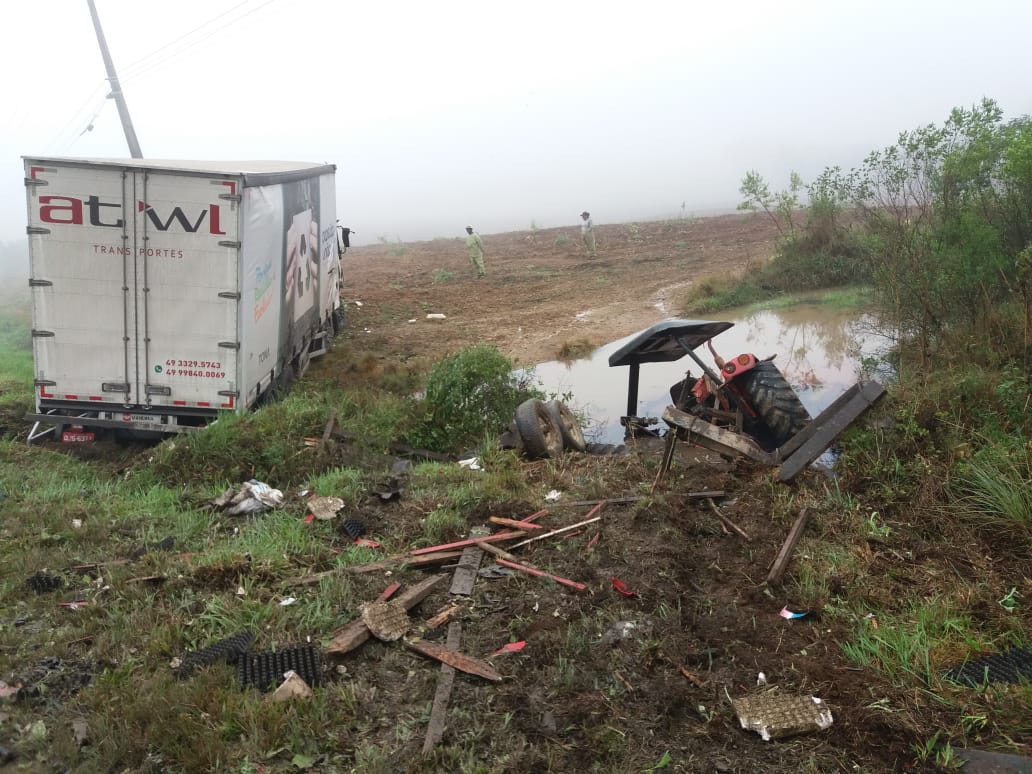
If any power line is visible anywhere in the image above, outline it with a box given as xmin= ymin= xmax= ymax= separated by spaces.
xmin=122 ymin=0 xmax=279 ymax=85
xmin=119 ymin=0 xmax=253 ymax=78
xmin=43 ymin=82 xmax=109 ymax=153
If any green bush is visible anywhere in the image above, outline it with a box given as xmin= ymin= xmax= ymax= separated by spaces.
xmin=405 ymin=344 xmax=540 ymax=452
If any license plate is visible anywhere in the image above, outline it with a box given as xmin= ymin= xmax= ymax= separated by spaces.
xmin=62 ymin=430 xmax=95 ymax=443
xmin=123 ymin=413 xmax=159 ymax=423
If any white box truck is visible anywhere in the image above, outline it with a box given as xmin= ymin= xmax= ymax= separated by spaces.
xmin=23 ymin=157 xmax=344 ymax=441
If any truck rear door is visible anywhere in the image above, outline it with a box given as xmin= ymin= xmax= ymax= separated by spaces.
xmin=27 ymin=162 xmax=133 ymax=406
xmin=136 ymin=171 xmax=240 ymax=414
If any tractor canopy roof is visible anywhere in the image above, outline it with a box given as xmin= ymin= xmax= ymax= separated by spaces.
xmin=607 ymin=319 xmax=734 ymax=368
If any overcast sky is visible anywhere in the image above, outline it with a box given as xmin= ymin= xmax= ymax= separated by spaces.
xmin=2 ymin=0 xmax=1031 ymax=248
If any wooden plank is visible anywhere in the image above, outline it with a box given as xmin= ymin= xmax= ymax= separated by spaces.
xmin=778 ymin=381 xmax=886 ymax=482
xmin=774 ymin=383 xmax=861 ymax=460
xmin=422 ymin=621 xmax=462 ymax=755
xmin=404 ymin=638 xmax=502 ymax=682
xmin=509 ymin=505 xmax=605 ymax=549
xmin=321 ymin=409 xmax=337 ymax=443
xmin=325 ymin=574 xmax=446 ymax=656
xmin=488 ymin=516 xmax=544 ymax=530
xmin=409 ymin=531 xmax=526 ymax=556
xmin=478 ymin=541 xmax=518 ymax=563
xmin=346 ymin=550 xmax=465 ymax=574
xmin=448 ymin=545 xmax=484 ymax=596
xmin=543 ymin=496 xmax=641 ymax=507
xmin=766 ymin=509 xmax=811 ymax=585
xmin=706 ymin=498 xmax=750 ymax=541
xmin=662 ymin=407 xmax=773 ymax=464
xmin=495 ymin=558 xmax=587 ymax=591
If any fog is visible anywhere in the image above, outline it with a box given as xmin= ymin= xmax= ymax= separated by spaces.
xmin=2 ymin=0 xmax=1031 ymax=256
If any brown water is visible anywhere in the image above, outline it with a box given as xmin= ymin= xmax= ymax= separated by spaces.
xmin=529 ymin=302 xmax=887 ymax=444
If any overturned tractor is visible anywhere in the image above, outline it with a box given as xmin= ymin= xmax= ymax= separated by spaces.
xmin=608 ymin=319 xmax=885 ymax=481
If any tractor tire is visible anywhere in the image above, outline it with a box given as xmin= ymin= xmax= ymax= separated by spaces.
xmin=514 ymin=398 xmax=563 ymax=459
xmin=544 ymin=400 xmax=587 ymax=452
xmin=735 ymin=360 xmax=811 ymax=449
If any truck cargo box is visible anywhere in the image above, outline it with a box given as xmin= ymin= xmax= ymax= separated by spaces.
xmin=23 ymin=157 xmax=343 ymax=441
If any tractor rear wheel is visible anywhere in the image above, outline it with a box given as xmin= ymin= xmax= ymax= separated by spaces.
xmin=514 ymin=398 xmax=564 ymax=459
xmin=735 ymin=360 xmax=810 ymax=449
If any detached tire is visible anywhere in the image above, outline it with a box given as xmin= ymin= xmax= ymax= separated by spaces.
xmin=514 ymin=398 xmax=563 ymax=459
xmin=735 ymin=360 xmax=811 ymax=448
xmin=544 ymin=400 xmax=587 ymax=452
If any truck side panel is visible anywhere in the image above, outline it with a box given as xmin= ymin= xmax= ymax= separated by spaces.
xmin=240 ymin=183 xmax=285 ymax=407
xmin=317 ymin=173 xmax=339 ymax=322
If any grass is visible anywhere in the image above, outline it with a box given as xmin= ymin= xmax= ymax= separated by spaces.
xmin=556 ymin=338 xmax=595 ymax=361
xmin=2 ymin=257 xmax=1032 ymax=770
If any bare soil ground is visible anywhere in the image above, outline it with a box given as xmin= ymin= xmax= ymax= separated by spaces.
xmin=342 ymin=213 xmax=779 ymax=367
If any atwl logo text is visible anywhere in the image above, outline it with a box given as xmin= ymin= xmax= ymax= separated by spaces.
xmin=38 ymin=195 xmax=226 ymax=235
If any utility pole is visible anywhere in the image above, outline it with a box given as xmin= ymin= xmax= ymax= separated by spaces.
xmin=86 ymin=0 xmax=143 ymax=158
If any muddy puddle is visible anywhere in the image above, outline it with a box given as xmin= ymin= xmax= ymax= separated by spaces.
xmin=528 ymin=302 xmax=889 ymax=444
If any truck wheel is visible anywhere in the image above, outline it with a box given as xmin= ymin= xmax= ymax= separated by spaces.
xmin=514 ymin=398 xmax=563 ymax=459
xmin=544 ymin=400 xmax=586 ymax=452
xmin=332 ymin=306 xmax=345 ymax=335
xmin=735 ymin=360 xmax=811 ymax=449
xmin=271 ymin=363 xmax=296 ymax=400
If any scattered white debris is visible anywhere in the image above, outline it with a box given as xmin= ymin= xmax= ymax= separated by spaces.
xmin=354 ymin=300 xmax=363 ymax=307
xmin=279 ymin=597 xmax=297 ymax=607
xmin=426 ymin=313 xmax=447 ymax=320
xmin=236 ymin=586 xmax=246 ymax=597
xmin=458 ymin=457 xmax=482 ymax=471
xmin=71 ymin=519 xmax=83 ymax=529
xmin=269 ymin=671 xmax=312 ymax=703
xmin=757 ymin=672 xmax=768 ymax=686
xmin=544 ymin=489 xmax=562 ymax=502
xmin=408 ymin=319 xmax=417 ymax=324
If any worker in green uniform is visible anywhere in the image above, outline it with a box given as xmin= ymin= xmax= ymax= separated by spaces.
xmin=580 ymin=211 xmax=596 ymax=257
xmin=465 ymin=225 xmax=485 ymax=278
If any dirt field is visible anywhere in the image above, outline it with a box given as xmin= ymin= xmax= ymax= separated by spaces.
xmin=342 ymin=214 xmax=779 ymax=367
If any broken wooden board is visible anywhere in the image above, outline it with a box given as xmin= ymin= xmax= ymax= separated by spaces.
xmin=345 ymin=550 xmax=464 ymax=574
xmin=777 ymin=381 xmax=886 ymax=482
xmin=662 ymin=407 xmax=773 ymax=464
xmin=448 ymin=544 xmax=484 ymax=596
xmin=421 ymin=621 xmax=462 ymax=756
xmin=325 ymin=574 xmax=446 ymax=656
xmin=404 ymin=637 xmax=502 ymax=682
xmin=765 ymin=509 xmax=811 ymax=585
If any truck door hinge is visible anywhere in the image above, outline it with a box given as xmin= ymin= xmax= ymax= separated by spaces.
xmin=146 ymin=384 xmax=172 ymax=396
xmin=24 ymin=178 xmax=48 ymax=188
xmin=102 ymin=382 xmax=130 ymax=393
xmin=218 ymin=291 xmax=241 ymax=300
xmin=218 ymin=240 xmax=241 ymax=249
xmin=29 ymin=279 xmax=53 ymax=287
xmin=218 ymin=193 xmax=242 ymax=203
xmin=27 ymin=226 xmax=50 ymax=235
xmin=218 ymin=390 xmax=240 ymax=398
xmin=34 ymin=379 xmax=57 ymax=387
xmin=218 ymin=341 xmax=241 ymax=350
xmin=31 ymin=329 xmax=55 ymax=337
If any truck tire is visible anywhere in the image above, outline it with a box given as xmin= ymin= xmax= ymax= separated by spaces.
xmin=271 ymin=363 xmax=296 ymax=400
xmin=544 ymin=400 xmax=587 ymax=452
xmin=514 ymin=398 xmax=563 ymax=459
xmin=735 ymin=360 xmax=811 ymax=448
xmin=332 ymin=306 xmax=345 ymax=335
